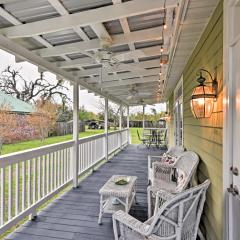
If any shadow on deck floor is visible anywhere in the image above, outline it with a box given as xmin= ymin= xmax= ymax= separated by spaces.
xmin=6 ymin=145 xmax=165 ymax=240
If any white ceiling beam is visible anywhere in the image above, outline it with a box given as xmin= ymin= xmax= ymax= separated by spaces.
xmin=74 ymin=46 xmax=161 ymax=79
xmin=34 ymin=27 xmax=163 ymax=57
xmin=109 ymin=93 xmax=157 ymax=101
xmin=0 ymin=0 xmax=177 ymax=38
xmin=112 ymin=0 xmax=139 ymax=63
xmin=0 ymin=34 xmax=125 ymax=105
xmin=48 ymin=0 xmax=112 ymax=46
xmin=90 ymin=23 xmax=112 ymax=42
xmin=48 ymin=0 xmax=69 ymax=15
xmin=0 ymin=7 xmax=53 ymax=48
xmin=48 ymin=0 xmax=109 ymax=43
xmin=108 ymin=93 xmax=156 ymax=100
xmin=0 ymin=5 xmax=73 ymax=66
xmin=58 ymin=46 xmax=163 ymax=69
xmin=85 ymin=68 xmax=160 ymax=83
xmin=76 ymin=47 xmax=163 ymax=77
xmin=0 ymin=0 xmax=21 ymax=3
xmin=47 ymin=0 xmax=88 ymax=69
xmin=45 ymin=0 xmax=86 ymax=69
xmin=106 ymin=82 xmax=157 ymax=92
xmin=0 ymin=6 xmax=20 ymax=25
xmin=129 ymin=97 xmax=160 ymax=105
xmin=58 ymin=57 xmax=94 ymax=69
xmin=72 ymin=27 xmax=90 ymax=41
xmin=95 ymin=75 xmax=158 ymax=88
xmin=59 ymin=57 xmax=159 ymax=68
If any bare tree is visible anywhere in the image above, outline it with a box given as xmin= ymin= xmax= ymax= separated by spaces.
xmin=97 ymin=100 xmax=125 ymax=129
xmin=0 ymin=66 xmax=70 ymax=103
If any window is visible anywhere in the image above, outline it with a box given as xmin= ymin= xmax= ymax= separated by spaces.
xmin=174 ymin=77 xmax=183 ymax=146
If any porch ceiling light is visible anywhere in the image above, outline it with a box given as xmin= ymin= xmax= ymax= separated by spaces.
xmin=190 ymin=68 xmax=218 ymax=119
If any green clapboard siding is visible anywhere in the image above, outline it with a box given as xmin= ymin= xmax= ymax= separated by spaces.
xmin=168 ymin=1 xmax=223 ymax=239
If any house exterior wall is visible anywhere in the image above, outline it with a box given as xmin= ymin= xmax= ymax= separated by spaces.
xmin=168 ymin=1 xmax=223 ymax=239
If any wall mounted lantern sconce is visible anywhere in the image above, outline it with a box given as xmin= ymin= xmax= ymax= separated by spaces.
xmin=190 ymin=68 xmax=218 ymax=118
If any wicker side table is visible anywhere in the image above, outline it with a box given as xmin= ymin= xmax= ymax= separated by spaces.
xmin=98 ymin=175 xmax=137 ymax=224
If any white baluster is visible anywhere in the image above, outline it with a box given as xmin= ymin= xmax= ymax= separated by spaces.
xmin=0 ymin=167 xmax=5 ymax=226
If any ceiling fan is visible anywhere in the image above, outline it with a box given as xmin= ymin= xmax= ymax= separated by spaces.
xmin=130 ymin=98 xmax=147 ymax=106
xmin=87 ymin=39 xmax=147 ymax=73
xmin=94 ymin=48 xmax=119 ymax=69
xmin=126 ymin=85 xmax=152 ymax=100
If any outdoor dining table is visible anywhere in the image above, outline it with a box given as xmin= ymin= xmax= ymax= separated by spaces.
xmin=143 ymin=128 xmax=166 ymax=148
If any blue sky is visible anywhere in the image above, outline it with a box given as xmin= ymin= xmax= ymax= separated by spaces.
xmin=0 ymin=49 xmax=166 ymax=114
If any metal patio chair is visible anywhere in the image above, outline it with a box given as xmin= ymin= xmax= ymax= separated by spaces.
xmin=137 ymin=129 xmax=150 ymax=148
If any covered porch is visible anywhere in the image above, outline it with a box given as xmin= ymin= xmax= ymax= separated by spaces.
xmin=0 ymin=0 xmax=234 ymax=239
xmin=5 ymin=145 xmax=164 ymax=240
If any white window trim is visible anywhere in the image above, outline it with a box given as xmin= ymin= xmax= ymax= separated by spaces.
xmin=173 ymin=76 xmax=184 ymax=146
xmin=223 ymin=1 xmax=240 ymax=239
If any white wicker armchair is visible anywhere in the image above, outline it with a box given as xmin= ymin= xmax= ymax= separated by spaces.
xmin=148 ymin=146 xmax=185 ymax=184
xmin=112 ymin=180 xmax=210 ymax=240
xmin=148 ymin=151 xmax=199 ymax=217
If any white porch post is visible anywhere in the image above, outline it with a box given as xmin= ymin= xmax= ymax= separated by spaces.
xmin=119 ymin=105 xmax=123 ymax=148
xmin=72 ymin=82 xmax=79 ymax=188
xmin=119 ymin=105 xmax=123 ymax=130
xmin=127 ymin=106 xmax=131 ymax=144
xmin=142 ymin=105 xmax=145 ymax=130
xmin=104 ymin=98 xmax=109 ymax=162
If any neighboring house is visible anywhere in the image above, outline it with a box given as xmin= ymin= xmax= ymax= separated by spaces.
xmin=0 ymin=91 xmax=34 ymax=114
xmin=0 ymin=91 xmax=37 ymax=143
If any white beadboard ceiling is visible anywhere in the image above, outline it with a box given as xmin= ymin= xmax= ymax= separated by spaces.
xmin=0 ymin=0 xmax=220 ymax=106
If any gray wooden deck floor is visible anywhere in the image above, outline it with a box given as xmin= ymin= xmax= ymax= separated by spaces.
xmin=6 ymin=145 xmax=165 ymax=240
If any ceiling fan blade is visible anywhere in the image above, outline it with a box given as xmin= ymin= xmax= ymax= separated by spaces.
xmin=139 ymin=92 xmax=152 ymax=96
xmin=114 ymin=49 xmax=146 ymax=62
xmin=127 ymin=95 xmax=133 ymax=100
xmin=113 ymin=63 xmax=147 ymax=77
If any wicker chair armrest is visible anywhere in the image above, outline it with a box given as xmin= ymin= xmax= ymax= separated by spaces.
xmin=148 ymin=185 xmax=162 ymax=195
xmin=113 ymin=210 xmax=150 ymax=236
xmin=148 ymin=155 xmax=165 ymax=168
xmin=153 ymin=161 xmax=176 ymax=169
xmin=148 ymin=184 xmax=177 ymax=196
xmin=156 ymin=190 xmax=175 ymax=201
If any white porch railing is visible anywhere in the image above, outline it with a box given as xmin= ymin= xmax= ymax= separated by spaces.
xmin=108 ymin=129 xmax=128 ymax=154
xmin=0 ymin=129 xmax=129 ymax=235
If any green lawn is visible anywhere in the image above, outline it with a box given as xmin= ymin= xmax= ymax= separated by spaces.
xmin=0 ymin=128 xmax=143 ymax=155
xmin=1 ymin=129 xmax=104 ymax=155
xmin=130 ymin=127 xmax=142 ymax=145
xmin=0 ymin=127 xmax=143 ymax=239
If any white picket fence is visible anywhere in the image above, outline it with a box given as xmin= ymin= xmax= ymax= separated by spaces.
xmin=0 ymin=129 xmax=129 ymax=235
